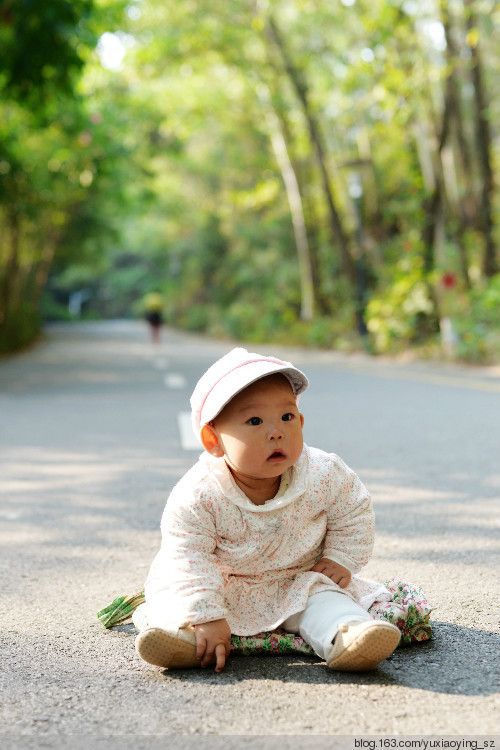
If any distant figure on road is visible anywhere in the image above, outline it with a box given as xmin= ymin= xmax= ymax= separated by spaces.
xmin=135 ymin=348 xmax=401 ymax=673
xmin=142 ymin=292 xmax=165 ymax=344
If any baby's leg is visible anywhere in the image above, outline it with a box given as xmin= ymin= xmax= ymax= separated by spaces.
xmin=135 ymin=626 xmax=200 ymax=669
xmin=293 ymin=591 xmax=371 ymax=659
xmin=133 ymin=604 xmax=201 ymax=669
xmin=284 ymin=591 xmax=400 ymax=671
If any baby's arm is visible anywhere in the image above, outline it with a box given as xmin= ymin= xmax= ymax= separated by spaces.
xmin=146 ymin=489 xmax=230 ymax=670
xmin=321 ymin=455 xmax=375 ymax=574
xmin=194 ymin=619 xmax=232 ymax=672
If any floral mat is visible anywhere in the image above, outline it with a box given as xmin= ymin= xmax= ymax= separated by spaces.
xmin=97 ymin=577 xmax=432 ymax=654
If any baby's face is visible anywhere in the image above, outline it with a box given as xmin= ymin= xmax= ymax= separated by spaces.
xmin=211 ymin=375 xmax=304 ymax=481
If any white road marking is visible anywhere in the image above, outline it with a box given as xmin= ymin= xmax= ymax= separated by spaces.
xmin=178 ymin=412 xmax=201 ymax=450
xmin=164 ymin=373 xmax=187 ymax=389
xmin=152 ymin=358 xmax=169 ymax=369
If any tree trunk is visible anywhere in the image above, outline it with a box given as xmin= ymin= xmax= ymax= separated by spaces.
xmin=302 ymin=189 xmax=331 ymax=316
xmin=32 ymin=242 xmax=57 ymax=307
xmin=265 ymin=15 xmax=357 ymax=288
xmin=0 ymin=208 xmax=21 ymax=327
xmin=418 ymin=33 xmax=472 ymax=289
xmin=440 ymin=1 xmax=477 ymax=227
xmin=438 ymin=3 xmax=472 ymax=287
xmin=257 ymin=84 xmax=315 ymax=321
xmin=464 ymin=0 xmax=497 ymax=276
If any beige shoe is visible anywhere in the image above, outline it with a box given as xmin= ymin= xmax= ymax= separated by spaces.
xmin=327 ymin=619 xmax=401 ymax=672
xmin=135 ymin=626 xmax=201 ymax=669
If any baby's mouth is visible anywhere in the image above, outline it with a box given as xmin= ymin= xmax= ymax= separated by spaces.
xmin=267 ymin=450 xmax=286 ymax=462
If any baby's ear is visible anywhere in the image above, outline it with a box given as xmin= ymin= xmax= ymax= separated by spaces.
xmin=201 ymin=423 xmax=225 ymax=457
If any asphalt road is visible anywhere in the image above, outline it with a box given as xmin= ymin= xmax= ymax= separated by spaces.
xmin=1 ymin=321 xmax=499 ymax=748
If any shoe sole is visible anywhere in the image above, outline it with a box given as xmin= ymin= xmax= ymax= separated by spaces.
xmin=135 ymin=628 xmax=201 ymax=669
xmin=328 ymin=622 xmax=401 ymax=672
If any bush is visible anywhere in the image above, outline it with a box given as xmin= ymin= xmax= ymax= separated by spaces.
xmin=454 ymin=274 xmax=500 ymax=363
xmin=365 ymin=266 xmax=436 ymax=353
xmin=0 ymin=304 xmax=41 ymax=353
xmin=40 ymin=293 xmax=73 ymax=322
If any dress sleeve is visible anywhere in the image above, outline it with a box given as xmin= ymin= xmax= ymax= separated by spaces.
xmin=321 ymin=455 xmax=375 ymax=574
xmin=144 ymin=489 xmax=227 ymax=628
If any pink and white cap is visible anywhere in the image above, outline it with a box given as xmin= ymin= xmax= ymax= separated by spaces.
xmin=190 ymin=347 xmax=309 ymax=439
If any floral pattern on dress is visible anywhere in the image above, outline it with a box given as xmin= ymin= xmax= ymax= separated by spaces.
xmin=100 ymin=444 xmax=433 ymax=652
xmin=143 ymin=445 xmax=382 ymax=635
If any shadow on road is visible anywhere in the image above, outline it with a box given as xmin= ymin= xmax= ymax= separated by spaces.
xmin=115 ymin=621 xmax=499 ymax=697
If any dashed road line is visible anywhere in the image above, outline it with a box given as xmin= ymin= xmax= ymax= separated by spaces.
xmin=152 ymin=358 xmax=169 ymax=369
xmin=164 ymin=373 xmax=187 ymax=389
xmin=177 ymin=412 xmax=201 ymax=450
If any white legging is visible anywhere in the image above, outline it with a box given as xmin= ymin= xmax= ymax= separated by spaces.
xmin=282 ymin=590 xmax=372 ymax=660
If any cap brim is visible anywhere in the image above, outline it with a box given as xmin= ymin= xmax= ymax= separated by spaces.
xmin=201 ymin=361 xmax=308 ymax=427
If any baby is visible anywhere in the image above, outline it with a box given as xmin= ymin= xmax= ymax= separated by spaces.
xmin=135 ymin=348 xmax=400 ymax=672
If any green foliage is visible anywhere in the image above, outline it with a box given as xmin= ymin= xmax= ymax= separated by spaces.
xmin=455 ymin=274 xmax=500 ymax=363
xmin=39 ymin=293 xmax=74 ymax=322
xmin=0 ymin=0 xmax=96 ymax=108
xmin=366 ymin=241 xmax=437 ymax=354
xmin=0 ymin=299 xmax=41 ymax=352
xmin=1 ymin=0 xmax=500 ymax=360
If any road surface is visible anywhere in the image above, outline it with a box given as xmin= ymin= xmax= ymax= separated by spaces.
xmin=1 ymin=321 xmax=499 ymax=748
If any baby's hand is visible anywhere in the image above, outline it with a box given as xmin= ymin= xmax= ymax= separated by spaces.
xmin=194 ymin=618 xmax=232 ymax=672
xmin=311 ymin=558 xmax=351 ymax=588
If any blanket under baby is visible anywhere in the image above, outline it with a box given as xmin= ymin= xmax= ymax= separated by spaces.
xmin=97 ymin=577 xmax=432 ymax=654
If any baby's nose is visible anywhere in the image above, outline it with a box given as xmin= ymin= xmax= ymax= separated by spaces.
xmin=268 ymin=423 xmax=284 ymax=439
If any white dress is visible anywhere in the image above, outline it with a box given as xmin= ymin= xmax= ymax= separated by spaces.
xmin=144 ymin=445 xmax=390 ymax=635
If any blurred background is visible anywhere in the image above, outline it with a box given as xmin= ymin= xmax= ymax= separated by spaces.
xmin=1 ymin=0 xmax=499 ymax=362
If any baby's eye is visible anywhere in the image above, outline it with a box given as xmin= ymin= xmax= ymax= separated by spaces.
xmin=282 ymin=413 xmax=294 ymax=422
xmin=247 ymin=417 xmax=263 ymax=426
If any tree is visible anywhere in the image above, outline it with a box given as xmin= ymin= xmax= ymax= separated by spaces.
xmin=2 ymin=0 xmax=500 ymax=359
xmin=0 ymin=0 xmax=96 ymax=107
xmin=464 ymin=0 xmax=498 ymax=276
xmin=0 ymin=0 xmax=137 ymax=349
